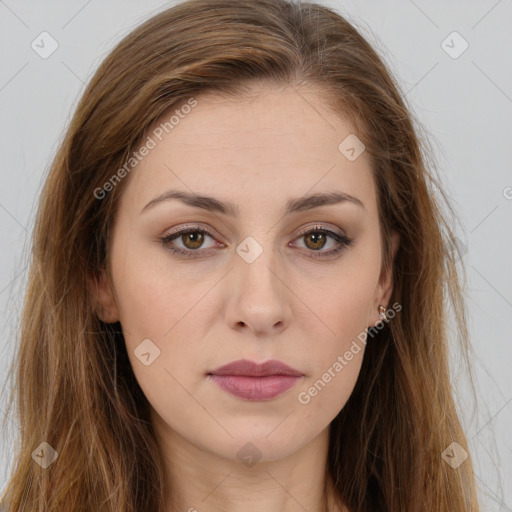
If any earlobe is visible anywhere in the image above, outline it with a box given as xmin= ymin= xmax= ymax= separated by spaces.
xmin=88 ymin=271 xmax=120 ymax=323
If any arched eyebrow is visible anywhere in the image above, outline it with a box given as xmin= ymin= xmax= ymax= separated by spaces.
xmin=140 ymin=190 xmax=365 ymax=216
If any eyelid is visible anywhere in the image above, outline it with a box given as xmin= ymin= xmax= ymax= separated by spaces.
xmin=160 ymin=222 xmax=352 ymax=258
xmin=294 ymin=222 xmax=346 ymax=238
xmin=161 ymin=224 xmax=221 ymax=252
xmin=162 ymin=221 xmax=345 ymax=241
xmin=164 ymin=222 xmax=220 ymax=238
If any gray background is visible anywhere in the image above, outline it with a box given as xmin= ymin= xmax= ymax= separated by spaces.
xmin=0 ymin=0 xmax=511 ymax=509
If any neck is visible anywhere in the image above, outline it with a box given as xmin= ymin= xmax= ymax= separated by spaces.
xmin=151 ymin=410 xmax=345 ymax=512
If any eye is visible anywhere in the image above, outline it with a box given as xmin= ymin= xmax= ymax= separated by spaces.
xmin=291 ymin=225 xmax=353 ymax=258
xmin=160 ymin=225 xmax=219 ymax=257
xmin=160 ymin=224 xmax=353 ymax=259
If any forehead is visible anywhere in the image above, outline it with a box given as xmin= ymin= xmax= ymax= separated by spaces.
xmin=158 ymin=85 xmax=356 ymax=159
xmin=120 ymin=85 xmax=378 ymax=218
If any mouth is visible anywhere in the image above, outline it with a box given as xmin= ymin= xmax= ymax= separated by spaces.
xmin=207 ymin=359 xmax=304 ymax=401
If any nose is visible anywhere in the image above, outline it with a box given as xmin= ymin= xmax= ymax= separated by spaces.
xmin=224 ymin=248 xmax=291 ymax=337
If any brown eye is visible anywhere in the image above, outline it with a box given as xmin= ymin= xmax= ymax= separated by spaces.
xmin=293 ymin=226 xmax=353 ymax=259
xmin=160 ymin=226 xmax=218 ymax=257
xmin=161 ymin=224 xmax=352 ymax=260
xmin=180 ymin=231 xmax=205 ymax=249
xmin=303 ymin=231 xmax=327 ymax=251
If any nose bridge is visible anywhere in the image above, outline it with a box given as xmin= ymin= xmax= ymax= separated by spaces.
xmin=226 ymin=232 xmax=290 ymax=333
xmin=234 ymin=233 xmax=284 ymax=299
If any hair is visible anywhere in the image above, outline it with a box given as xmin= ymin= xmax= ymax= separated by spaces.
xmin=0 ymin=0 xmax=480 ymax=510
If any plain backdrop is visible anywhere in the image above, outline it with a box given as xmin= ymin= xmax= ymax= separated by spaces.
xmin=0 ymin=0 xmax=511 ymax=509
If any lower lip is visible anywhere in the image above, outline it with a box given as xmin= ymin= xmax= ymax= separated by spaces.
xmin=208 ymin=374 xmax=302 ymax=400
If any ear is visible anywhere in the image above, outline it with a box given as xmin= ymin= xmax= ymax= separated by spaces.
xmin=372 ymin=230 xmax=400 ymax=325
xmin=88 ymin=270 xmax=120 ymax=323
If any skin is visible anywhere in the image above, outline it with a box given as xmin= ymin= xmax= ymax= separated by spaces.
xmin=92 ymin=83 xmax=400 ymax=512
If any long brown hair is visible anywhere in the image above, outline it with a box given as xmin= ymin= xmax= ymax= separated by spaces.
xmin=1 ymin=0 xmax=480 ymax=510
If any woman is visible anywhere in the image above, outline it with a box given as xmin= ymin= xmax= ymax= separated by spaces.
xmin=0 ymin=0 xmax=480 ymax=510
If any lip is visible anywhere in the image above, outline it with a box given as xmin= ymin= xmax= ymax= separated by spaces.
xmin=208 ymin=359 xmax=304 ymax=401
xmin=209 ymin=359 xmax=303 ymax=377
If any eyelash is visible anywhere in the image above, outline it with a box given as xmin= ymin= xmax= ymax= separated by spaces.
xmin=160 ymin=224 xmax=353 ymax=259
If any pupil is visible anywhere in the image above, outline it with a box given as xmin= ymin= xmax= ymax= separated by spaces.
xmin=307 ymin=232 xmax=325 ymax=249
xmin=185 ymin=232 xmax=203 ymax=248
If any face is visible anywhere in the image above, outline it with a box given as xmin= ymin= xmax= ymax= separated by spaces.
xmin=93 ymin=84 xmax=398 ymax=463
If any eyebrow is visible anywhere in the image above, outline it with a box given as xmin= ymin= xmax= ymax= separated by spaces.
xmin=140 ymin=189 xmax=365 ymax=216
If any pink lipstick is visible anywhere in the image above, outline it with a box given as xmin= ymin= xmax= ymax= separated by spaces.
xmin=208 ymin=359 xmax=304 ymax=401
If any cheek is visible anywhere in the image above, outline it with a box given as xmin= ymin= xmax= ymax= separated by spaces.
xmin=294 ymin=299 xmax=368 ymax=419
xmin=111 ymin=244 xmax=192 ymax=340
xmin=294 ymin=264 xmax=378 ymax=410
xmin=112 ymin=256 xmax=205 ymax=423
xmin=110 ymin=245 xmax=212 ymax=390
xmin=306 ymin=262 xmax=378 ymax=346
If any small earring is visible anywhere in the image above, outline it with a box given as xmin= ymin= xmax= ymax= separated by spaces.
xmin=378 ymin=305 xmax=387 ymax=321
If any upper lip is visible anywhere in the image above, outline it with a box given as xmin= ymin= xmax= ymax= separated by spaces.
xmin=209 ymin=359 xmax=303 ymax=377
